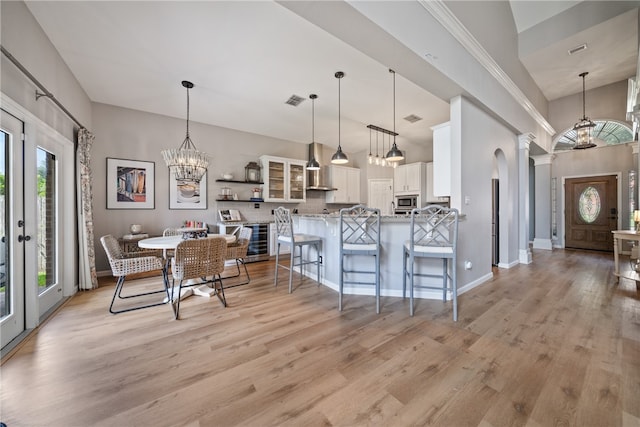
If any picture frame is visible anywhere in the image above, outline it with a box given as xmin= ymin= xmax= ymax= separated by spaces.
xmin=106 ymin=157 xmax=155 ymax=209
xmin=169 ymin=172 xmax=208 ymax=210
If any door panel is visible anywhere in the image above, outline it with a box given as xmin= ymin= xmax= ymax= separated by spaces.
xmin=565 ymin=175 xmax=617 ymax=251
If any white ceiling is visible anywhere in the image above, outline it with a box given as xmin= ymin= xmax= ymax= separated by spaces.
xmin=24 ymin=1 xmax=639 ymax=155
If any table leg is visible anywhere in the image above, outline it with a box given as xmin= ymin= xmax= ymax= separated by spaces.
xmin=613 ymin=236 xmax=620 ymax=283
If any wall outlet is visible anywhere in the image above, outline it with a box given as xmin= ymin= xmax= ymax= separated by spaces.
xmin=319 ymin=255 xmax=323 ymax=264
xmin=254 ymin=203 xmax=260 ymax=209
xmin=464 ymin=260 xmax=472 ymax=270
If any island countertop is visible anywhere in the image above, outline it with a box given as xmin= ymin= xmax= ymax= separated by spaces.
xmin=291 ymin=213 xmax=458 ymax=305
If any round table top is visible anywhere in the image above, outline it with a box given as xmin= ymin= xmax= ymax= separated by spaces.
xmin=138 ymin=234 xmax=236 ymax=249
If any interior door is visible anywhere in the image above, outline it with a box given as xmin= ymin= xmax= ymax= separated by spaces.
xmin=565 ymin=175 xmax=617 ymax=251
xmin=1 ymin=110 xmax=26 ymax=349
xmin=368 ymin=179 xmax=393 ymax=215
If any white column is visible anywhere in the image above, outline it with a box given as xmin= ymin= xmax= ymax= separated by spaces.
xmin=531 ymin=154 xmax=553 ymax=250
xmin=518 ymin=133 xmax=534 ymax=264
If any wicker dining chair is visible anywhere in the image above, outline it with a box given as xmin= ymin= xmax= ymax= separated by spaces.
xmin=162 ymin=227 xmax=182 ymax=259
xmin=170 ymin=236 xmax=227 ymax=319
xmin=223 ymin=226 xmax=252 ymax=286
xmin=100 ymin=234 xmax=166 ymax=314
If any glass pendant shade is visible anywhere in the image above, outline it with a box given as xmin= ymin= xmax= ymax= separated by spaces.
xmin=161 ymin=80 xmax=209 ymax=183
xmin=306 ymin=94 xmax=321 ymax=170
xmin=573 ymin=72 xmax=596 ymax=150
xmin=331 ymin=71 xmax=349 ymax=164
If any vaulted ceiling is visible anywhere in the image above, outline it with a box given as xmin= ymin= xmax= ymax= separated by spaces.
xmin=24 ymin=1 xmax=638 ymax=155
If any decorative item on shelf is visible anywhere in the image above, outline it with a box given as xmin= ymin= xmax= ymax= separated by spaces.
xmin=307 ymin=94 xmax=321 ymax=170
xmin=245 ymin=161 xmax=261 ymax=183
xmin=219 ymin=186 xmax=232 ymax=200
xmin=161 ymin=80 xmax=209 ymax=184
xmin=573 ymin=72 xmax=597 ymax=150
xmin=331 ymin=71 xmax=349 ymax=164
xmin=252 ymin=187 xmax=262 ymax=199
xmin=634 ymin=210 xmax=640 ymax=233
xmin=386 ymin=69 xmax=405 ymax=162
xmin=130 ymin=224 xmax=143 ymax=234
xmin=222 ymin=173 xmax=233 ymax=180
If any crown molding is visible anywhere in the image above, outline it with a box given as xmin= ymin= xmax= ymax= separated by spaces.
xmin=418 ymin=0 xmax=555 ymax=136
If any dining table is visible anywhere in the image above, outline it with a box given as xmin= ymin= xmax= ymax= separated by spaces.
xmin=138 ymin=234 xmax=237 ymax=301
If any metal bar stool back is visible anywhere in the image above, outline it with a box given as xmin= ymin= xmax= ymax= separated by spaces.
xmin=402 ymin=205 xmax=459 ymax=320
xmin=274 ymin=206 xmax=322 ymax=293
xmin=339 ymin=205 xmax=381 ymax=313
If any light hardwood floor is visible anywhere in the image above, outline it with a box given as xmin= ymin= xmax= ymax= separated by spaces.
xmin=1 ymin=249 xmax=639 ymax=426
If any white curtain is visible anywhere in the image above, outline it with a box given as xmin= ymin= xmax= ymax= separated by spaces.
xmin=76 ymin=128 xmax=98 ymax=290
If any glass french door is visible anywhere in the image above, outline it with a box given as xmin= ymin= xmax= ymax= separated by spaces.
xmin=1 ymin=107 xmax=65 ymax=350
xmin=1 ymin=110 xmax=26 ymax=349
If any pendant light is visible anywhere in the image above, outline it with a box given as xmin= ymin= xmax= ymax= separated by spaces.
xmin=306 ymin=94 xmax=321 ymax=170
xmin=368 ymin=127 xmax=373 ymax=164
xmin=161 ymin=80 xmax=209 ymax=184
xmin=573 ymin=71 xmax=596 ymax=149
xmin=381 ymin=132 xmax=387 ymax=167
xmin=385 ymin=69 xmax=405 ymax=161
xmin=331 ymin=71 xmax=349 ymax=164
xmin=375 ymin=130 xmax=380 ymax=165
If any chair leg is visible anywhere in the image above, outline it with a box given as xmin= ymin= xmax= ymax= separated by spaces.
xmin=316 ymin=243 xmax=320 ymax=285
xmin=402 ymin=248 xmax=407 ymax=299
xmin=339 ymin=252 xmax=344 ymax=311
xmin=288 ymin=245 xmax=295 ymax=293
xmin=108 ymin=276 xmax=126 ymax=314
xmin=240 ymin=258 xmax=250 ymax=285
xmin=452 ymin=257 xmax=458 ymax=322
xmin=173 ymin=279 xmax=183 ymax=320
xmin=442 ymin=258 xmax=448 ymax=302
xmin=214 ymin=275 xmax=227 ymax=307
xmin=409 ymin=253 xmax=415 ymax=317
xmin=375 ymin=253 xmax=380 ymax=314
xmin=274 ymin=243 xmax=280 ymax=286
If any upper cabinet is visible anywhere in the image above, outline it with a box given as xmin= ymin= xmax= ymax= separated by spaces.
xmin=326 ymin=165 xmax=360 ymax=204
xmin=426 ymin=162 xmax=450 ymax=204
xmin=431 ymin=122 xmax=451 ymax=197
xmin=394 ymin=162 xmax=426 ymax=195
xmin=260 ymin=155 xmax=306 ymax=203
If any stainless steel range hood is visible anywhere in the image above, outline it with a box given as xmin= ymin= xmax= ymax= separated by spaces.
xmin=306 ymin=142 xmax=336 ymax=191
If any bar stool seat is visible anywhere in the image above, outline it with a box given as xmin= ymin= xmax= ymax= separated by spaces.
xmin=274 ymin=207 xmax=322 ymax=293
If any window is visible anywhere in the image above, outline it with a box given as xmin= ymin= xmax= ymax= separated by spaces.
xmin=578 ymin=186 xmax=601 ymax=223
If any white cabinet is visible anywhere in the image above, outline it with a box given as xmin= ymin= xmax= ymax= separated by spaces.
xmin=431 ymin=122 xmax=451 ymax=197
xmin=260 ymin=155 xmax=306 ymax=203
xmin=426 ymin=162 xmax=450 ymax=204
xmin=326 ymin=165 xmax=360 ymax=204
xmin=394 ymin=162 xmax=426 ymax=195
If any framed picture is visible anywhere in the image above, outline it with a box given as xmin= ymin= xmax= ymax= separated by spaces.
xmin=106 ymin=158 xmax=155 ymax=209
xmin=169 ymin=172 xmax=207 ymax=210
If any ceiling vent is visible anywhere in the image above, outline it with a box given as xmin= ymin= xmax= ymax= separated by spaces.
xmin=568 ymin=43 xmax=588 ymax=55
xmin=404 ymin=114 xmax=422 ymax=123
xmin=285 ymin=94 xmax=305 ymax=106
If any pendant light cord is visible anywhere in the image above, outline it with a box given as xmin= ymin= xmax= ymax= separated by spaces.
xmin=338 ymin=75 xmax=341 ymax=149
xmin=185 ymin=85 xmax=190 ymax=138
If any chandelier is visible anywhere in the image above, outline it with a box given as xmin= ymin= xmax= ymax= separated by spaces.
xmin=573 ymin=72 xmax=596 ymax=150
xmin=161 ymin=80 xmax=209 ymax=183
xmin=367 ymin=124 xmax=398 ymax=168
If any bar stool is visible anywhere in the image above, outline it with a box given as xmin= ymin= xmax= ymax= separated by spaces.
xmin=403 ymin=205 xmax=459 ymax=320
xmin=274 ymin=206 xmax=322 ymax=293
xmin=339 ymin=205 xmax=381 ymax=313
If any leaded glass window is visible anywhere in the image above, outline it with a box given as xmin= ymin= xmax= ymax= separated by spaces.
xmin=578 ymin=186 xmax=601 ymax=223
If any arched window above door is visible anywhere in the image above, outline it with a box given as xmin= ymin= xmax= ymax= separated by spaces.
xmin=553 ymin=120 xmax=633 ymax=152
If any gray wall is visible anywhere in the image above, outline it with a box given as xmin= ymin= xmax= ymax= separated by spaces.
xmin=91 ymin=102 xmax=318 ymax=271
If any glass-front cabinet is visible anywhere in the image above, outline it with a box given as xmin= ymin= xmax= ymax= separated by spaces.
xmin=260 ymin=155 xmax=306 ymax=203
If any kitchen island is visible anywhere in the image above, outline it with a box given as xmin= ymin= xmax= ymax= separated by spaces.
xmin=292 ymin=213 xmax=459 ymax=302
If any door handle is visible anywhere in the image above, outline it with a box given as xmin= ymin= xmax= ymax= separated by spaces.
xmin=18 ymin=235 xmax=31 ymax=243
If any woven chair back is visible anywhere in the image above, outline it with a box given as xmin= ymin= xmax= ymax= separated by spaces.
xmin=410 ymin=205 xmax=459 ymax=250
xmin=339 ymin=205 xmax=380 ymax=246
xmin=274 ymin=207 xmax=294 ymax=239
xmin=173 ymin=236 xmax=227 ymax=281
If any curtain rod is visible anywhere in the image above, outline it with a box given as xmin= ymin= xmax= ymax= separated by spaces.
xmin=1 ymin=45 xmax=87 ymax=130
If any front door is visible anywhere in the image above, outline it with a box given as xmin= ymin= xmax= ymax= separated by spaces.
xmin=565 ymin=175 xmax=618 ymax=251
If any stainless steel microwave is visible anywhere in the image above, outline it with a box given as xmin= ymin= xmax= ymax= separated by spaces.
xmin=395 ymin=195 xmax=418 ymax=212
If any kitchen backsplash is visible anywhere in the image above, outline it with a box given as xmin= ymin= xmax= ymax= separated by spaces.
xmin=215 ymin=191 xmax=352 ymax=224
